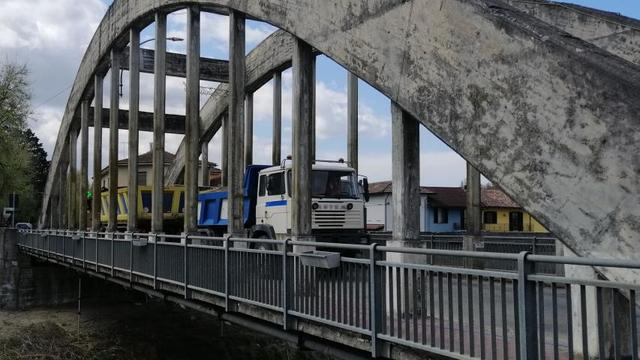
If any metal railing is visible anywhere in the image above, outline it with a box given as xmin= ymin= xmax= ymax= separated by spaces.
xmin=16 ymin=229 xmax=640 ymax=360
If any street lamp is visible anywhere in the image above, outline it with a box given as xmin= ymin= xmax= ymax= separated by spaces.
xmin=120 ymin=37 xmax=184 ymax=97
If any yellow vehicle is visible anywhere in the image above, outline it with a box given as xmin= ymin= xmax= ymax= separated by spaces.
xmin=100 ymin=186 xmax=185 ymax=232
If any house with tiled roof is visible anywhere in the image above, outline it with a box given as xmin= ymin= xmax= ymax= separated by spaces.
xmin=97 ymin=148 xmax=219 ymax=189
xmin=366 ymin=181 xmax=466 ymax=232
xmin=481 ymin=186 xmax=547 ymax=233
xmin=365 ymin=181 xmax=548 ymax=233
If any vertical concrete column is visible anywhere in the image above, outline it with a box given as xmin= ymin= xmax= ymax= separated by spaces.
xmin=108 ymin=48 xmax=121 ymax=232
xmin=79 ymin=100 xmax=89 ymax=230
xmin=184 ymin=6 xmax=201 ymax=234
xmin=227 ymin=10 xmax=246 ymax=236
xmin=390 ymin=102 xmax=420 ymax=243
xmin=152 ymin=12 xmax=167 ymax=234
xmin=67 ymin=129 xmax=78 ymax=230
xmin=59 ymin=153 xmax=69 ymax=229
xmin=347 ymin=72 xmax=358 ymax=172
xmin=291 ymin=39 xmax=314 ymax=243
xmin=244 ymin=92 xmax=253 ymax=169
xmin=127 ymin=27 xmax=140 ymax=233
xmin=200 ymin=141 xmax=209 ymax=186
xmin=272 ymin=72 xmax=282 ymax=165
xmin=221 ymin=115 xmax=228 ymax=187
xmin=310 ymin=56 xmax=316 ymax=161
xmin=91 ymin=74 xmax=103 ymax=231
xmin=464 ymin=163 xmax=482 ymax=267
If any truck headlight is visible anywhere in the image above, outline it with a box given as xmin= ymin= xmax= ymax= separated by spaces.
xmin=312 ymin=202 xmax=319 ymax=210
xmin=346 ymin=203 xmax=353 ymax=210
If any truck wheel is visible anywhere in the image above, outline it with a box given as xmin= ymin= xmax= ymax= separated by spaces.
xmin=254 ymin=234 xmax=276 ymax=251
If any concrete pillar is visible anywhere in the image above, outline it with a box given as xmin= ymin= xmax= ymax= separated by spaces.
xmin=291 ymin=38 xmax=314 ymax=242
xmin=310 ymin=56 xmax=316 ymax=161
xmin=58 ymin=154 xmax=69 ymax=229
xmin=201 ymin=141 xmax=209 ymax=186
xmin=465 ymin=162 xmax=481 ymax=236
xmin=272 ymin=72 xmax=282 ymax=165
xmin=347 ymin=72 xmax=358 ymax=172
xmin=464 ymin=163 xmax=482 ymax=267
xmin=244 ymin=92 xmax=253 ymax=169
xmin=221 ymin=116 xmax=228 ymax=187
xmin=184 ymin=6 xmax=201 ymax=234
xmin=152 ymin=12 xmax=167 ymax=233
xmin=91 ymin=74 xmax=103 ymax=231
xmin=67 ymin=129 xmax=78 ymax=230
xmin=564 ymin=245 xmax=633 ymax=358
xmin=390 ymin=102 xmax=420 ymax=243
xmin=227 ymin=10 xmax=246 ymax=237
xmin=108 ymin=48 xmax=121 ymax=232
xmin=127 ymin=27 xmax=140 ymax=232
xmin=79 ymin=100 xmax=89 ymax=230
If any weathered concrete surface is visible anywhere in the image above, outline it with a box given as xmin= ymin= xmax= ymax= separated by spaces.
xmin=120 ymin=47 xmax=229 ymax=82
xmin=40 ymin=0 xmax=640 ymax=285
xmin=164 ymin=30 xmax=295 ymax=185
xmin=506 ymin=0 xmax=640 ymax=66
xmin=83 ymin=108 xmax=186 ymax=134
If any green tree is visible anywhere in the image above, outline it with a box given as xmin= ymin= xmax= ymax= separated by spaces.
xmin=0 ymin=63 xmax=33 ymax=223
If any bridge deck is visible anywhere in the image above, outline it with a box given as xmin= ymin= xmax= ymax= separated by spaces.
xmin=17 ymin=230 xmax=640 ymax=360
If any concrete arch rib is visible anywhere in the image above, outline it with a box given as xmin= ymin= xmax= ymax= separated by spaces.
xmin=41 ymin=0 xmax=640 ymax=283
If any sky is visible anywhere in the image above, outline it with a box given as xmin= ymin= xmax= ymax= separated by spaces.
xmin=0 ymin=0 xmax=637 ymax=186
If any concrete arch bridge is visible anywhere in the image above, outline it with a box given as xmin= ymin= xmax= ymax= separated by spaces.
xmin=23 ymin=0 xmax=640 ymax=359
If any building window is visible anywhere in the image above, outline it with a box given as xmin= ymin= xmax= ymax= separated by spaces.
xmin=433 ymin=207 xmax=448 ymax=224
xmin=483 ymin=211 xmax=498 ymax=224
xmin=137 ymin=171 xmax=147 ymax=185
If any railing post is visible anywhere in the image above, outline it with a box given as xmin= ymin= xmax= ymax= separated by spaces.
xmin=95 ymin=232 xmax=99 ymax=271
xmin=82 ymin=231 xmax=86 ymax=270
xmin=369 ymin=243 xmax=382 ymax=357
xmin=129 ymin=232 xmax=133 ymax=283
xmin=153 ymin=233 xmax=158 ymax=290
xmin=110 ymin=232 xmax=115 ymax=276
xmin=517 ymin=251 xmax=538 ymax=360
xmin=224 ymin=235 xmax=231 ymax=311
xmin=184 ymin=233 xmax=189 ymax=299
xmin=282 ymin=239 xmax=290 ymax=330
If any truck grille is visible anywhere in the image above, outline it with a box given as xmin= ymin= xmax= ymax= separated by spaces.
xmin=313 ymin=210 xmax=346 ymax=227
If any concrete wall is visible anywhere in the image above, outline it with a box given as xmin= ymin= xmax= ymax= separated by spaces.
xmin=1 ymin=228 xmax=136 ymax=310
xmin=426 ymin=206 xmax=464 ymax=233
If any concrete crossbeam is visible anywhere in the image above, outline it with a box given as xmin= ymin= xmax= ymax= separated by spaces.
xmin=83 ymin=108 xmax=185 ymax=134
xmin=119 ymin=47 xmax=229 ymax=83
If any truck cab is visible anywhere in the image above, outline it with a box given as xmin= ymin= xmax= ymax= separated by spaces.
xmin=197 ymin=160 xmax=369 ymax=244
xmin=254 ymin=160 xmax=368 ymax=243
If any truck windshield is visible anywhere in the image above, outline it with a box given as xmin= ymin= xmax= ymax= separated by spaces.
xmin=285 ymin=170 xmax=359 ymax=199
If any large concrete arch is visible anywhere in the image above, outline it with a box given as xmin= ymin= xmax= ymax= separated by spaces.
xmin=41 ymin=0 xmax=640 ymax=283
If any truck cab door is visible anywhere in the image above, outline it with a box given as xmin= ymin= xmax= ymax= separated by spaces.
xmin=256 ymin=172 xmax=288 ymax=236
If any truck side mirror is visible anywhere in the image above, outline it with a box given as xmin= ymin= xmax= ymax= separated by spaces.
xmin=362 ymin=178 xmax=370 ymax=202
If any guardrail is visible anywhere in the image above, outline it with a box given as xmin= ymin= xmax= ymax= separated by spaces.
xmin=16 ymin=229 xmax=640 ymax=359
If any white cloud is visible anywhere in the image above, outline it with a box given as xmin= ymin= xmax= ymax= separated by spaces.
xmin=359 ymin=151 xmax=467 ymax=186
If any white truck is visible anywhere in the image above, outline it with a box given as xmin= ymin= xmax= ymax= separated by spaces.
xmin=197 ymin=159 xmax=370 ymax=245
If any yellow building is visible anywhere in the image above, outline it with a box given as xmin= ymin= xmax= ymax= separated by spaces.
xmin=481 ymin=187 xmax=548 ymax=233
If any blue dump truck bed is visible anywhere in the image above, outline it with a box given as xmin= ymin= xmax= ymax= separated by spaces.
xmin=197 ymin=165 xmax=269 ymax=229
